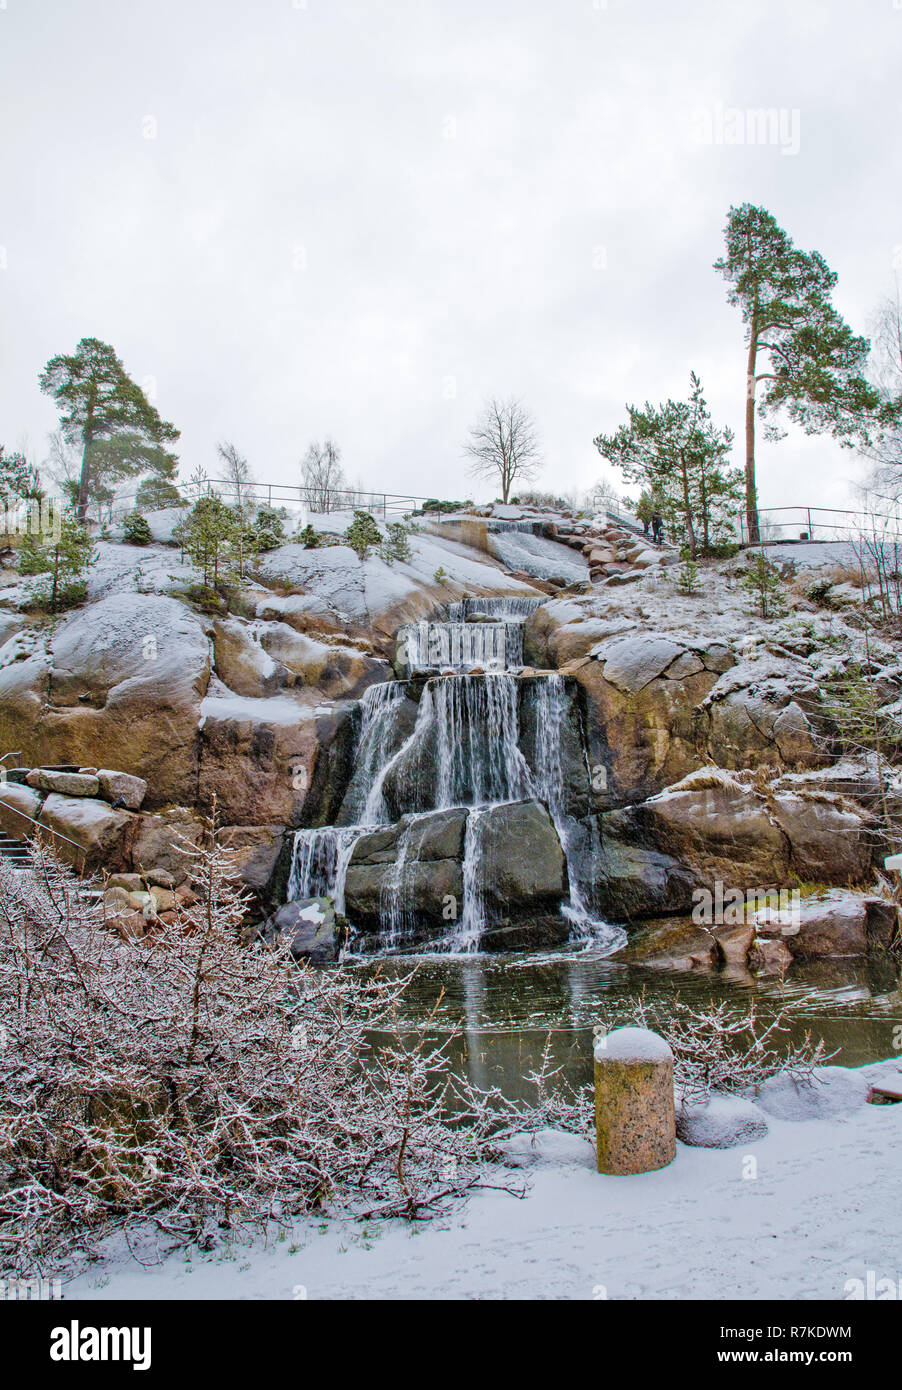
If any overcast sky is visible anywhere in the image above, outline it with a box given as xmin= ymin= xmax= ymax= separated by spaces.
xmin=1 ymin=0 xmax=900 ymax=515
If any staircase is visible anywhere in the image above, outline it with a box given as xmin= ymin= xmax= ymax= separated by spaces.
xmin=0 ymin=830 xmax=32 ymax=872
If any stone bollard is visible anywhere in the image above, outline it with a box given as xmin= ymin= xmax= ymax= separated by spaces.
xmin=594 ymin=1026 xmax=676 ymax=1175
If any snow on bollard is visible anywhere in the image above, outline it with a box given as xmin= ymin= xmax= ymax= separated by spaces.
xmin=594 ymin=1026 xmax=676 ymax=1175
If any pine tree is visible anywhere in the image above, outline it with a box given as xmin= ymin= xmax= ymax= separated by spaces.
xmin=0 ymin=446 xmax=41 ymax=509
xmin=173 ymin=495 xmax=238 ymax=586
xmin=19 ymin=513 xmax=96 ymax=612
xmin=594 ymin=374 xmax=739 ymax=558
xmin=714 ymin=204 xmax=899 ymax=543
xmin=122 ymin=511 xmax=152 ymax=545
xmin=676 ymin=546 xmax=700 ymax=595
xmin=344 ymin=510 xmax=382 ymax=559
xmin=741 ymin=552 xmax=786 ymax=619
xmin=39 ymin=338 xmax=180 ymax=522
xmin=135 ymin=475 xmax=185 ymax=511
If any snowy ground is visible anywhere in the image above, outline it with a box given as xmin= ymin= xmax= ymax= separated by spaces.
xmin=66 ymin=1060 xmax=902 ymax=1301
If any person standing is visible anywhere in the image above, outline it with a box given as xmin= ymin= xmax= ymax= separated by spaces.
xmin=650 ymin=488 xmax=665 ymax=544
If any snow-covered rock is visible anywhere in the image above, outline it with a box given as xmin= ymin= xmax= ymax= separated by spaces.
xmin=676 ymin=1095 xmax=769 ymax=1148
xmin=754 ymin=1066 xmax=872 ymax=1121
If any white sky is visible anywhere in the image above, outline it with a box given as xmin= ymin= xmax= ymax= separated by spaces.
xmin=1 ymin=0 xmax=900 ymax=514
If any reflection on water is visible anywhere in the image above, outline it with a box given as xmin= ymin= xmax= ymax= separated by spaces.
xmin=354 ymin=947 xmax=902 ymax=1103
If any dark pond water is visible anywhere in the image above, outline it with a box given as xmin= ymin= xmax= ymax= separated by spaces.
xmin=352 ymin=945 xmax=902 ymax=1102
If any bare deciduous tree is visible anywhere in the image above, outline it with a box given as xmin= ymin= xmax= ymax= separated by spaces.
xmin=863 ymin=287 xmax=902 ymax=492
xmin=464 ymin=397 xmax=542 ymax=504
xmin=301 ymin=438 xmax=345 ymax=513
xmin=215 ymin=440 xmax=255 ymax=517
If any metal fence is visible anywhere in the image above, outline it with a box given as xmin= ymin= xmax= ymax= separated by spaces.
xmin=740 ymin=505 xmax=902 ymax=546
xmin=91 ymin=480 xmax=434 ymax=524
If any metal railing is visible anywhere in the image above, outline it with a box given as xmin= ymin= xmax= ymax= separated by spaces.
xmin=740 ymin=505 xmax=902 ymax=546
xmin=0 ymin=792 xmax=88 ymax=861
xmin=87 ymin=480 xmax=435 ymax=525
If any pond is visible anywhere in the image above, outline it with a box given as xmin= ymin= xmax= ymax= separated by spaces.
xmin=353 ymin=945 xmax=902 ymax=1102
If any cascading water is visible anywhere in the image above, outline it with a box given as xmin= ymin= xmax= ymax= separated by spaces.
xmin=339 ymin=681 xmax=409 ymax=824
xmin=447 ymin=596 xmax=543 ymax=621
xmin=288 ymin=681 xmax=408 ymax=913
xmin=286 ymin=610 xmax=615 ymax=954
xmin=527 ymin=673 xmax=598 ymax=936
xmin=431 ymin=673 xmax=533 ymax=809
xmin=403 ymin=620 xmax=509 ymax=672
xmin=286 ymin=825 xmax=365 ymax=916
xmin=402 ymin=595 xmax=543 ymax=674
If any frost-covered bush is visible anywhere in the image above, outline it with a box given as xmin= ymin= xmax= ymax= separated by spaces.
xmin=0 ymin=830 xmax=585 ymax=1275
xmin=598 ymin=994 xmax=830 ymax=1104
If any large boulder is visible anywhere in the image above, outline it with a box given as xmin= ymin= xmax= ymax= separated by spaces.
xmin=96 ymin=769 xmax=147 ymax=810
xmin=602 ymin=772 xmax=872 ymax=894
xmin=0 ymin=780 xmax=42 ymax=839
xmin=38 ymin=793 xmax=134 ymax=870
xmin=594 ymin=838 xmax=699 ymax=921
xmin=212 ymin=618 xmax=293 ymax=699
xmin=262 ymin=897 xmax=342 ymax=963
xmin=701 ymin=656 xmax=826 ymax=772
xmin=217 ymin=824 xmax=286 ymax=896
xmin=27 ymin=594 xmax=211 ymax=807
xmin=769 ymin=792 xmax=872 ymax=884
xmin=571 ymin=643 xmax=722 ymax=806
xmin=478 ymin=800 xmax=568 ymax=916
xmin=756 ymin=889 xmax=897 ymax=958
xmin=256 ymin=622 xmax=389 ymax=699
xmin=610 ymin=916 xmax=719 ymax=969
xmin=130 ymin=805 xmax=208 ymax=881
xmin=0 ymin=611 xmax=24 ymax=648
xmin=344 ymin=800 xmax=567 ymax=947
xmin=345 ymin=809 xmax=467 ymax=937
xmin=26 ymin=769 xmax=99 ymax=797
xmin=198 ymin=695 xmax=353 ymax=826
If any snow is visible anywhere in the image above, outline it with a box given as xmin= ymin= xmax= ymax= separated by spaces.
xmin=86 ymin=541 xmax=195 ymax=600
xmin=676 ymin=1094 xmax=769 ymax=1149
xmin=595 ymin=1026 xmax=673 ymax=1063
xmin=199 ymin=694 xmax=308 ymax=726
xmin=63 ymin=1062 xmax=902 ymax=1301
xmin=488 ymin=529 xmax=589 ymax=583
xmin=755 ymin=1066 xmax=873 ymax=1122
xmin=254 ymin=531 xmax=538 ymax=624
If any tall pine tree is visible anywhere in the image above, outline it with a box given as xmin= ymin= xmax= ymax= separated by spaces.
xmin=39 ymin=338 xmax=180 ymax=522
xmin=715 ymin=204 xmax=897 ymax=542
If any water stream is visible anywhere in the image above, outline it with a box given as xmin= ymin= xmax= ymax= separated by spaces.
xmin=287 ymin=596 xmax=614 ymax=952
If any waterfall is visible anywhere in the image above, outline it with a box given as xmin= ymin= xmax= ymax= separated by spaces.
xmin=526 ymin=673 xmax=597 ymax=936
xmin=403 ymin=620 xmax=508 ymax=671
xmin=286 ymin=825 xmax=367 ymax=915
xmin=339 ymin=681 xmax=409 ymax=824
xmin=447 ymin=596 xmax=543 ymax=621
xmin=379 ymin=813 xmax=436 ymax=948
xmin=486 ymin=519 xmax=543 ymax=534
xmin=402 ymin=597 xmax=544 ymax=674
xmin=285 ymin=627 xmax=615 ymax=954
xmin=432 ymin=674 xmax=533 ymax=809
xmin=287 ymin=681 xmax=407 ymax=909
xmin=450 ymin=806 xmax=490 ymax=953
